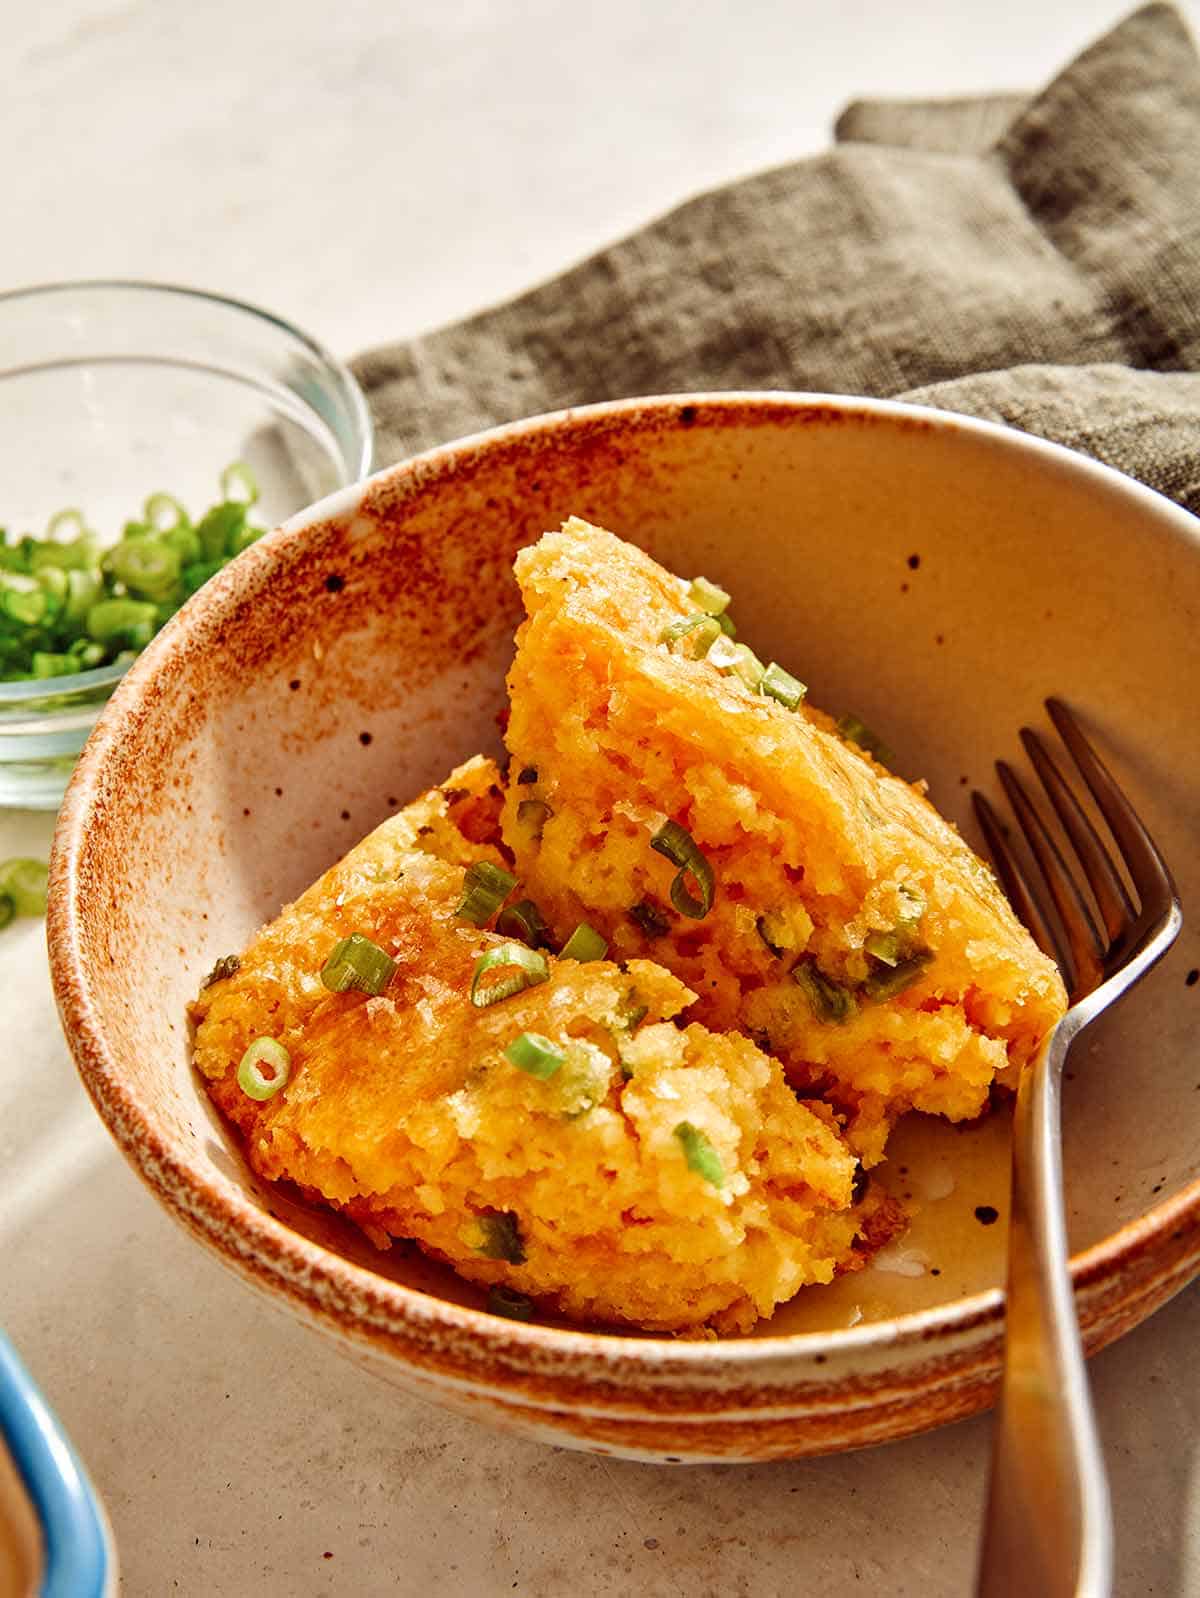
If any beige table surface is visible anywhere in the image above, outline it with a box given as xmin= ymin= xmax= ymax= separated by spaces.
xmin=4 ymin=3 xmax=1199 ymax=1593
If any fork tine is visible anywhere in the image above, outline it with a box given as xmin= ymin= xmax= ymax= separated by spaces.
xmin=972 ymin=791 xmax=1067 ymax=974
xmin=1046 ymin=698 xmax=1175 ymax=909
xmin=1020 ymin=727 xmax=1135 ymax=945
xmin=996 ymin=760 xmax=1106 ymax=994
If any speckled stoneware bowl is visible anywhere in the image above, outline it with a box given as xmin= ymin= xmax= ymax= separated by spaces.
xmin=48 ymin=394 xmax=1200 ymax=1462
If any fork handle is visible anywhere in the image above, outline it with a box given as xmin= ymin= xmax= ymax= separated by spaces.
xmin=976 ymin=1027 xmax=1113 ymax=1598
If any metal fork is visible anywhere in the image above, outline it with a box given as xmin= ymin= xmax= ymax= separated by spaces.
xmin=971 ymin=698 xmax=1182 ymax=1598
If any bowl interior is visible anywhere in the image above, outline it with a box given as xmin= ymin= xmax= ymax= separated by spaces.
xmin=55 ymin=395 xmax=1200 ymax=1346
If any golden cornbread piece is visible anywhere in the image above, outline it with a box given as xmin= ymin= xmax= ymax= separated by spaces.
xmin=191 ymin=757 xmax=861 ymax=1333
xmin=501 ymin=519 xmax=1067 ymax=1165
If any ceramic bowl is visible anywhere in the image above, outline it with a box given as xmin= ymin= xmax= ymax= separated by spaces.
xmin=47 ymin=394 xmax=1200 ymax=1462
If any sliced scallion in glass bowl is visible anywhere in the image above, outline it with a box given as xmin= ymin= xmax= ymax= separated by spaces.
xmin=0 ymin=279 xmax=372 ymax=810
xmin=1 ymin=466 xmax=266 ymax=685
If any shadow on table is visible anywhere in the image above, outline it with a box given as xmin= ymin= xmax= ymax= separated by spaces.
xmin=595 ymin=1284 xmax=1200 ymax=1597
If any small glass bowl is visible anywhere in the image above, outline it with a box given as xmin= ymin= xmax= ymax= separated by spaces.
xmin=0 ymin=281 xmax=373 ymax=809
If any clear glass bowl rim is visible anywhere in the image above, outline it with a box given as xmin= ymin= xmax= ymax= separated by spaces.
xmin=0 ymin=277 xmax=374 ymax=706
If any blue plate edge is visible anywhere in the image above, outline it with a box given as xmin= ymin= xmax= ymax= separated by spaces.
xmin=0 ymin=1331 xmax=114 ymax=1597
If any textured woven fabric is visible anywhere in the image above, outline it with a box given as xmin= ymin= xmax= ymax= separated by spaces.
xmin=353 ymin=4 xmax=1200 ymax=513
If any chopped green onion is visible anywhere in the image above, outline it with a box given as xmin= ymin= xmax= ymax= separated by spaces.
xmin=863 ymin=950 xmax=934 ymax=1000
xmin=705 ymin=634 xmax=741 ymax=670
xmin=504 ymin=1031 xmax=566 ymax=1079
xmin=475 ymin=1210 xmax=526 ymax=1263
xmin=162 ymin=524 xmax=199 ymax=563
xmin=650 ymin=820 xmax=715 ymax=919
xmin=220 ymin=462 xmax=260 ymax=506
xmin=559 ymin=922 xmax=608 ymax=962
xmin=660 ymin=613 xmax=712 ymax=644
xmin=660 ymin=614 xmax=721 ymax=657
xmin=203 ymin=953 xmax=242 ymax=988
xmin=837 ymin=713 xmax=894 ymax=767
xmin=761 ymin=662 xmax=807 ymax=710
xmin=792 ymin=960 xmax=857 ymax=1024
xmin=0 ymin=893 xmax=13 ymax=931
xmin=86 ymin=597 xmax=158 ymax=646
xmin=628 ymin=898 xmax=671 ymax=939
xmin=717 ymin=612 xmax=737 ymax=637
xmin=194 ymin=503 xmax=246 ymax=561
xmin=687 ymin=576 xmax=731 ymax=615
xmin=515 ymin=798 xmax=552 ymax=841
xmin=486 ymin=1285 xmax=535 ymax=1321
xmin=729 ymin=644 xmax=765 ymax=690
xmin=0 ymin=858 xmax=48 ymax=918
xmin=496 ymin=898 xmax=552 ymax=948
xmin=32 ymin=652 xmax=77 ymax=678
xmin=106 ymin=538 xmax=182 ymax=600
xmin=470 ymin=943 xmax=550 ymax=1007
xmin=70 ymin=643 xmax=106 ymax=670
xmin=237 ymin=1037 xmax=291 ymax=1101
xmin=674 ymin=1122 xmax=724 ymax=1187
xmin=46 ymin=509 xmax=88 ymax=540
xmin=1 ymin=468 xmax=266 ymax=687
xmin=34 ymin=566 xmax=68 ymax=606
xmin=455 ymin=860 xmax=516 ymax=926
xmin=1 ymin=577 xmax=47 ymax=628
xmin=621 ymin=998 xmax=649 ymax=1031
xmin=62 ymin=569 xmax=101 ymax=626
xmin=516 ymin=766 xmax=538 ymax=785
xmin=864 ymin=929 xmax=904 ymax=966
xmin=230 ymin=522 xmax=264 ymax=556
xmin=143 ymin=492 xmax=190 ymax=533
xmin=182 ymin=558 xmax=225 ymax=595
xmin=319 ymin=932 xmax=397 ymax=995
xmin=31 ymin=537 xmax=96 ymax=574
xmin=865 ymin=888 xmax=927 ymax=968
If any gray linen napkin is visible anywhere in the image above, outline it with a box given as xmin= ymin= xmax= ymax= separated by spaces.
xmin=352 ymin=3 xmax=1200 ymax=514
